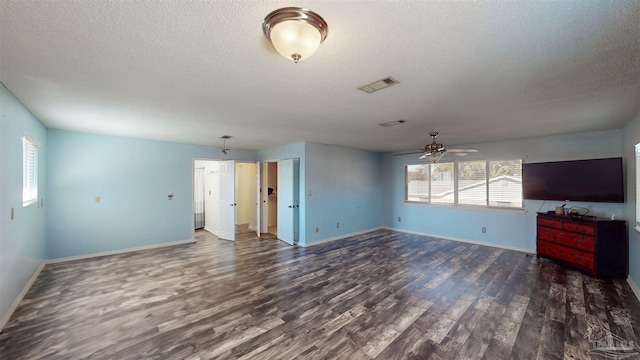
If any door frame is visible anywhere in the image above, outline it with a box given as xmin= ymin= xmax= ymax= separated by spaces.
xmin=192 ymin=157 xmax=224 ymax=240
xmin=234 ymin=161 xmax=260 ymax=238
xmin=192 ymin=158 xmax=263 ymax=241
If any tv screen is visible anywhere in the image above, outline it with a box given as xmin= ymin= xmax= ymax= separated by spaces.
xmin=522 ymin=158 xmax=624 ymax=203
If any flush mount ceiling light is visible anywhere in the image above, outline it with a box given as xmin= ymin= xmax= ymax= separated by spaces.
xmin=262 ymin=7 xmax=328 ymax=63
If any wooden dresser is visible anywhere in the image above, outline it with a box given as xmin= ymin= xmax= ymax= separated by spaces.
xmin=536 ymin=212 xmax=628 ymax=278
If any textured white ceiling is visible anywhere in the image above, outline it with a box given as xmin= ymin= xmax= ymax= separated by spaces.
xmin=1 ymin=1 xmax=639 ymax=152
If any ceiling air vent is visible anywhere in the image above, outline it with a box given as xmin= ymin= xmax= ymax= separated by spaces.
xmin=379 ymin=119 xmax=407 ymax=127
xmin=358 ymin=76 xmax=399 ymax=94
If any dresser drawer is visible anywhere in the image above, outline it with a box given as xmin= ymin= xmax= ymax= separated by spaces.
xmin=537 ymin=226 xmax=564 ymax=242
xmin=563 ymin=222 xmax=595 ymax=235
xmin=564 ymin=232 xmax=595 ymax=252
xmin=538 ymin=240 xmax=594 ymax=270
xmin=537 ymin=226 xmax=595 ymax=252
xmin=537 ymin=217 xmax=563 ymax=229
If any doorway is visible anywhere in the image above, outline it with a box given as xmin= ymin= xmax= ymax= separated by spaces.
xmin=235 ymin=162 xmax=258 ymax=238
xmin=261 ymin=159 xmax=299 ymax=245
xmin=193 ymin=158 xmax=298 ymax=245
xmin=262 ymin=161 xmax=278 ymax=236
xmin=193 ymin=159 xmax=259 ymax=241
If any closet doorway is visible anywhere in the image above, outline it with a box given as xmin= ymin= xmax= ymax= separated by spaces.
xmin=262 ymin=159 xmax=299 ymax=245
xmin=262 ymin=161 xmax=278 ymax=237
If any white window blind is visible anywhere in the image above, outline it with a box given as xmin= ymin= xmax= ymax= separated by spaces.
xmin=458 ymin=160 xmax=487 ymax=206
xmin=22 ymin=136 xmax=38 ymax=207
xmin=635 ymin=143 xmax=640 ymax=227
xmin=406 ymin=164 xmax=430 ymax=202
xmin=488 ymin=159 xmax=523 ymax=208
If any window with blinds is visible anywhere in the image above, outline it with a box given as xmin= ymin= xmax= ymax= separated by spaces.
xmin=635 ymin=143 xmax=640 ymax=228
xmin=22 ymin=136 xmax=38 ymax=207
xmin=405 ymin=159 xmax=523 ymax=209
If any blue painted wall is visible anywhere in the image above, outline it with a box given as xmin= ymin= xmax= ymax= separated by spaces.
xmin=304 ymin=142 xmax=383 ymax=245
xmin=257 ymin=141 xmax=383 ymax=246
xmin=382 ymin=130 xmax=625 ymax=252
xmin=0 ymin=84 xmax=47 ymax=323
xmin=622 ymin=113 xmax=640 ymax=288
xmin=46 ymin=130 xmax=256 ymax=258
xmin=257 ymin=141 xmax=307 ymax=245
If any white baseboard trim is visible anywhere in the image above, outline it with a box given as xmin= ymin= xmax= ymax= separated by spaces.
xmin=0 ymin=261 xmax=46 ymax=332
xmin=302 ymin=227 xmax=385 ymax=247
xmin=47 ymin=238 xmax=196 ymax=264
xmin=382 ymin=226 xmax=536 ymax=254
xmin=627 ymin=276 xmax=640 ymax=302
xmin=203 ymin=226 xmax=217 ymax=235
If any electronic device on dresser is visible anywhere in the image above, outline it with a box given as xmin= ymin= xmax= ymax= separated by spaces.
xmin=536 ymin=212 xmax=628 ymax=278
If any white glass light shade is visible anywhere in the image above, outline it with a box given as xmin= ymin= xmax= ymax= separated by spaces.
xmin=263 ymin=8 xmax=328 ymax=63
xmin=270 ymin=20 xmax=322 ymax=62
xmin=426 ymin=153 xmax=445 ymax=163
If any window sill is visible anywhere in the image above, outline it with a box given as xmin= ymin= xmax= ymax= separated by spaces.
xmin=22 ymin=199 xmax=37 ymax=207
xmin=404 ymin=201 xmax=527 ymax=214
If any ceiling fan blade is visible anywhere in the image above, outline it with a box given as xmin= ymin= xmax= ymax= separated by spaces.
xmin=393 ymin=150 xmax=427 ymax=156
xmin=446 ymin=148 xmax=478 ymax=153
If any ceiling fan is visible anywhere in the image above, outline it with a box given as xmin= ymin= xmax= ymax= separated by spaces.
xmin=393 ymin=131 xmax=478 ymax=162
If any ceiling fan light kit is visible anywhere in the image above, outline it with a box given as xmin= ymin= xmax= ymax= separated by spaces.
xmin=262 ymin=7 xmax=328 ymax=63
xmin=422 ymin=152 xmax=445 ymax=163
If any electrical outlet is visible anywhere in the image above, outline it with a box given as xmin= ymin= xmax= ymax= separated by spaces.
xmin=482 ymin=227 xmax=486 ymax=233
xmin=336 ymin=222 xmax=340 ymax=228
xmin=315 ymin=227 xmax=319 ymax=233
xmin=95 ymin=196 xmax=101 ymax=203
xmin=398 ymin=217 xmax=401 ymax=222
xmin=10 ymin=208 xmax=14 ymax=220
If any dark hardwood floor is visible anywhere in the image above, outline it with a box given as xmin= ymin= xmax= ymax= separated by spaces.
xmin=1 ymin=228 xmax=639 ymax=359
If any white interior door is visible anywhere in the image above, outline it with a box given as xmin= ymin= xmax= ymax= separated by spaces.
xmin=219 ymin=160 xmax=236 ymax=241
xmin=255 ymin=161 xmax=261 ymax=238
xmin=277 ymin=159 xmax=294 ymax=245
xmin=261 ymin=162 xmax=269 ymax=234
xmin=204 ymin=161 xmax=220 ymax=235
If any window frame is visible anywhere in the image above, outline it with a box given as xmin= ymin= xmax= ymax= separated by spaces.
xmin=635 ymin=143 xmax=640 ymax=230
xmin=405 ymin=163 xmax=430 ymax=203
xmin=404 ymin=158 xmax=524 ymax=210
xmin=22 ymin=135 xmax=38 ymax=207
xmin=457 ymin=159 xmax=487 ymax=206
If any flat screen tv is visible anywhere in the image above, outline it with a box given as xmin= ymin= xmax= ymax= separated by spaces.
xmin=522 ymin=157 xmax=624 ymax=203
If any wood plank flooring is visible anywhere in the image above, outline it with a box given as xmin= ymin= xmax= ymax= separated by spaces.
xmin=1 ymin=228 xmax=639 ymax=359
